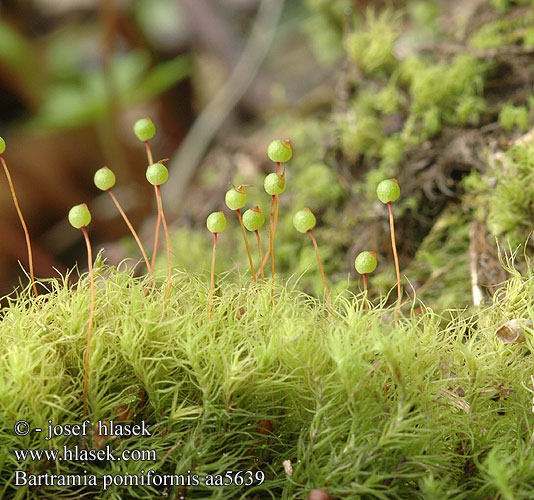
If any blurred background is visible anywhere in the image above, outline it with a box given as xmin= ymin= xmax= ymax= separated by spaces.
xmin=0 ymin=0 xmax=533 ymax=310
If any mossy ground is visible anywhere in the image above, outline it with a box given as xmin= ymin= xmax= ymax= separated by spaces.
xmin=2 ymin=260 xmax=534 ymax=499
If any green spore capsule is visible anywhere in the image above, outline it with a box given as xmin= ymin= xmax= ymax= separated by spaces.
xmin=0 ymin=137 xmax=5 ymax=155
xmin=206 ymin=211 xmax=227 ymax=233
xmin=94 ymin=167 xmax=116 ymax=191
xmin=133 ymin=117 xmax=156 ymax=142
xmin=264 ymin=173 xmax=286 ymax=195
xmin=146 ymin=162 xmax=169 ymax=186
xmin=267 ymin=139 xmax=292 ymax=163
xmin=376 ymin=179 xmax=400 ymax=204
xmin=293 ymin=208 xmax=316 ymax=233
xmin=355 ymin=251 xmax=377 ymax=274
xmin=225 ymin=186 xmax=247 ymax=211
xmin=68 ymin=203 xmax=91 ymax=229
xmin=243 ymin=206 xmax=265 ymax=231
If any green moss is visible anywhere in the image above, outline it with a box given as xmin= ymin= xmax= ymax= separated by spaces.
xmin=5 ymin=262 xmax=534 ymax=497
xmin=344 ymin=9 xmax=400 ymax=76
xmin=466 ymin=143 xmax=534 ymax=248
xmin=338 ymin=111 xmax=385 ymax=161
xmin=499 ymin=103 xmax=530 ymax=132
xmin=469 ymin=11 xmax=534 ymax=49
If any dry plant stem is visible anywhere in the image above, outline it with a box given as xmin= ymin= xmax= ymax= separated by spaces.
xmin=156 ymin=186 xmax=172 ymax=304
xmin=81 ymin=226 xmax=95 ymax=419
xmin=236 ymin=209 xmax=256 ymax=282
xmin=107 ymin=189 xmax=151 ymax=273
xmin=308 ymin=230 xmax=331 ymax=319
xmin=208 ymin=233 xmax=218 ymax=320
xmin=255 ymin=230 xmax=265 ymax=282
xmin=388 ymin=202 xmax=401 ymax=319
xmin=0 ymin=155 xmax=38 ymax=298
xmin=363 ymin=274 xmax=369 ymax=311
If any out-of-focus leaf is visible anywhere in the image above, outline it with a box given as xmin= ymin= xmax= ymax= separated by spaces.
xmin=124 ymin=55 xmax=192 ymax=104
xmin=0 ymin=20 xmax=44 ymax=104
xmin=0 ymin=20 xmax=36 ymax=70
xmin=28 ymin=50 xmax=191 ymax=131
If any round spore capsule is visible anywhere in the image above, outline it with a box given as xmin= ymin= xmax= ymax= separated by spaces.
xmin=94 ymin=167 xmax=116 ymax=191
xmin=293 ymin=208 xmax=316 ymax=233
xmin=146 ymin=162 xmax=169 ymax=186
xmin=68 ymin=204 xmax=92 ymax=229
xmin=0 ymin=137 xmax=5 ymax=155
xmin=267 ymin=139 xmax=292 ymax=163
xmin=355 ymin=251 xmax=377 ymax=274
xmin=264 ymin=173 xmax=286 ymax=195
xmin=133 ymin=117 xmax=156 ymax=142
xmin=206 ymin=211 xmax=227 ymax=233
xmin=376 ymin=179 xmax=400 ymax=204
xmin=225 ymin=186 xmax=247 ymax=211
xmin=243 ymin=207 xmax=265 ymax=231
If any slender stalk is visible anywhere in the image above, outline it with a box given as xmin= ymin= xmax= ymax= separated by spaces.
xmin=255 ymin=230 xmax=265 ymax=282
xmin=107 ymin=189 xmax=151 ymax=273
xmin=269 ymin=195 xmax=276 ymax=280
xmin=388 ymin=201 xmax=402 ymax=319
xmin=208 ymin=233 xmax=218 ymax=320
xmin=144 ymin=141 xmax=154 ymax=164
xmin=308 ymin=230 xmax=331 ymax=319
xmin=81 ymin=226 xmax=95 ymax=419
xmin=155 ymin=186 xmax=172 ymax=304
xmin=150 ymin=186 xmax=162 ymax=273
xmin=363 ymin=273 xmax=369 ymax=311
xmin=236 ymin=209 xmax=256 ymax=282
xmin=255 ymin=166 xmax=282 ymax=280
xmin=0 ymin=155 xmax=38 ymax=297
xmin=144 ymin=141 xmax=161 ymax=274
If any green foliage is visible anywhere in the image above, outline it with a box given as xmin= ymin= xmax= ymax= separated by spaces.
xmin=466 ymin=143 xmax=534 ymax=248
xmin=405 ymin=55 xmax=488 ymax=125
xmin=337 ymin=110 xmax=385 ymax=161
xmin=4 ymin=264 xmax=534 ymax=497
xmin=301 ymin=0 xmax=351 ymax=63
xmin=31 ymin=48 xmax=191 ymax=131
xmin=345 ymin=10 xmax=400 ymax=76
xmin=470 ymin=9 xmax=534 ymax=48
xmin=499 ymin=103 xmax=530 ymax=132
